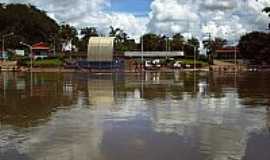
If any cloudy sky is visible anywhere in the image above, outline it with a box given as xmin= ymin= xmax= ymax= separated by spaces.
xmin=2 ymin=0 xmax=270 ymax=41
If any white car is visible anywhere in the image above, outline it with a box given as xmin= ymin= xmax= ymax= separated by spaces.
xmin=152 ymin=59 xmax=161 ymax=68
xmin=173 ymin=61 xmax=183 ymax=68
xmin=33 ymin=55 xmax=48 ymax=60
xmin=145 ymin=60 xmax=161 ymax=70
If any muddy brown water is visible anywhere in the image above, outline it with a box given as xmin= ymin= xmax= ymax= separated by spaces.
xmin=0 ymin=71 xmax=270 ymax=160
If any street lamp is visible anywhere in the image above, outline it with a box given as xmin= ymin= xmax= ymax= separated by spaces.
xmin=49 ymin=35 xmax=56 ymax=56
xmin=141 ymin=35 xmax=143 ymax=62
xmin=224 ymin=40 xmax=238 ymax=67
xmin=20 ymin=42 xmax=33 ymax=71
xmin=233 ymin=42 xmax=237 ymax=67
xmin=165 ymin=35 xmax=173 ymax=59
xmin=141 ymin=35 xmax=144 ymax=69
xmin=183 ymin=42 xmax=197 ymax=71
xmin=1 ymin=32 xmax=14 ymax=58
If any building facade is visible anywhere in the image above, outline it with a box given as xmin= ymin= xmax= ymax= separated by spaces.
xmin=215 ymin=47 xmax=241 ymax=60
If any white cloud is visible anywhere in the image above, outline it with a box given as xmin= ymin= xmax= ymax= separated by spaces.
xmin=110 ymin=12 xmax=148 ymax=41
xmin=148 ymin=0 xmax=270 ymax=41
xmin=148 ymin=0 xmax=200 ymax=35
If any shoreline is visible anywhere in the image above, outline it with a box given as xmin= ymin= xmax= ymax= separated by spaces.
xmin=0 ymin=66 xmax=252 ymax=74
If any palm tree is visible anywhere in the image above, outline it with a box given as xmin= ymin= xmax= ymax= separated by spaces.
xmin=79 ymin=27 xmax=99 ymax=51
xmin=263 ymin=7 xmax=270 ymax=15
xmin=109 ymin=26 xmax=121 ymax=37
xmin=57 ymin=24 xmax=78 ymax=41
xmin=81 ymin=27 xmax=98 ymax=38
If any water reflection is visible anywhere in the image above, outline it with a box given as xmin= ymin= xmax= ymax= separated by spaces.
xmin=88 ymin=77 xmax=115 ymax=106
xmin=0 ymin=72 xmax=270 ymax=160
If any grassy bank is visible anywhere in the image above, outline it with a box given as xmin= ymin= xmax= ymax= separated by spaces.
xmin=22 ymin=59 xmax=63 ymax=68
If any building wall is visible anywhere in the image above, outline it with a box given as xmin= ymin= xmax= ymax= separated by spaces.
xmin=216 ymin=52 xmax=241 ymax=59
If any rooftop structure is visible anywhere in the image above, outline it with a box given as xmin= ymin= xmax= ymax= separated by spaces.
xmin=124 ymin=51 xmax=184 ymax=58
xmin=216 ymin=47 xmax=241 ymax=59
xmin=88 ymin=37 xmax=114 ymax=62
xmin=32 ymin=42 xmax=50 ymax=50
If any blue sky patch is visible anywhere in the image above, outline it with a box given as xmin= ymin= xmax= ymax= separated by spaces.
xmin=111 ymin=0 xmax=152 ymax=16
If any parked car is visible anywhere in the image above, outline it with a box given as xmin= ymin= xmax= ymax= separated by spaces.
xmin=152 ymin=59 xmax=161 ymax=68
xmin=145 ymin=60 xmax=161 ymax=70
xmin=33 ymin=55 xmax=48 ymax=60
xmin=173 ymin=61 xmax=183 ymax=69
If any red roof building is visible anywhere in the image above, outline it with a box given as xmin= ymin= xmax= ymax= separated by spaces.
xmin=32 ymin=42 xmax=50 ymax=50
xmin=216 ymin=47 xmax=241 ymax=59
xmin=32 ymin=42 xmax=50 ymax=58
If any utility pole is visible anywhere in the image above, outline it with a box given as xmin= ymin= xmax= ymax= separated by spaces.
xmin=184 ymin=41 xmax=197 ymax=71
xmin=169 ymin=37 xmax=171 ymax=51
xmin=166 ymin=36 xmax=168 ymax=59
xmin=53 ymin=37 xmax=56 ymax=56
xmin=2 ymin=36 xmax=4 ymax=57
xmin=165 ymin=37 xmax=168 ymax=51
xmin=141 ymin=35 xmax=144 ymax=69
xmin=20 ymin=42 xmax=33 ymax=72
xmin=1 ymin=33 xmax=14 ymax=59
xmin=234 ymin=43 xmax=237 ymax=67
xmin=194 ymin=46 xmax=196 ymax=71
xmin=207 ymin=32 xmax=213 ymax=65
xmin=54 ymin=38 xmax=56 ymax=55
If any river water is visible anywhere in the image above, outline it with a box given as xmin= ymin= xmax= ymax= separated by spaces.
xmin=0 ymin=71 xmax=270 ymax=160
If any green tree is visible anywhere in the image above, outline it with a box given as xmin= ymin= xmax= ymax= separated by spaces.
xmin=81 ymin=27 xmax=99 ymax=37
xmin=159 ymin=35 xmax=170 ymax=51
xmin=141 ymin=33 xmax=161 ymax=51
xmin=239 ymin=31 xmax=270 ymax=64
xmin=0 ymin=3 xmax=59 ymax=48
xmin=57 ymin=24 xmax=77 ymax=41
xmin=171 ymin=33 xmax=185 ymax=51
xmin=188 ymin=37 xmax=199 ymax=47
xmin=57 ymin=24 xmax=78 ymax=52
xmin=79 ymin=27 xmax=99 ymax=51
xmin=109 ymin=26 xmax=136 ymax=53
xmin=109 ymin=26 xmax=121 ymax=37
xmin=263 ymin=7 xmax=270 ymax=15
xmin=109 ymin=26 xmax=129 ymax=43
xmin=184 ymin=37 xmax=200 ymax=58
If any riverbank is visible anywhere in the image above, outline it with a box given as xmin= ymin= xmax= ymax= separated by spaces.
xmin=1 ymin=66 xmax=252 ymax=74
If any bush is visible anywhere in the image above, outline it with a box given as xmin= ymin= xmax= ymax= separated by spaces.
xmin=22 ymin=58 xmax=63 ymax=68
